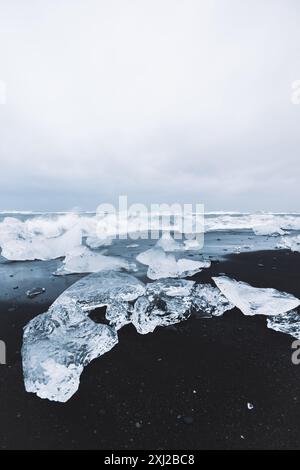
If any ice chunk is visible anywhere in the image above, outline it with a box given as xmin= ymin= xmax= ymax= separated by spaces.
xmin=26 ymin=287 xmax=46 ymax=299
xmin=55 ymin=246 xmax=137 ymax=275
xmin=277 ymin=235 xmax=300 ymax=253
xmin=213 ymin=276 xmax=300 ymax=316
xmin=155 ymin=233 xmax=182 ymax=251
xmin=1 ymin=225 xmax=82 ymax=261
xmin=105 ymin=302 xmax=133 ymax=331
xmin=267 ymin=310 xmax=300 ymax=339
xmin=131 ymin=279 xmax=195 ymax=334
xmin=146 ymin=279 xmax=195 ymax=297
xmin=184 ymin=238 xmax=202 ymax=250
xmin=22 ymin=298 xmax=118 ymax=402
xmin=22 ymin=272 xmax=145 ymax=402
xmin=253 ymin=223 xmax=285 ymax=236
xmin=137 ymin=247 xmax=210 ymax=280
xmin=85 ymin=236 xmax=112 ymax=249
xmin=192 ymin=284 xmax=234 ymax=318
xmin=59 ymin=270 xmax=146 ymax=309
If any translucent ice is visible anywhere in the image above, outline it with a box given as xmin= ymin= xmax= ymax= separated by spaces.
xmin=277 ymin=235 xmax=300 ymax=253
xmin=267 ymin=310 xmax=300 ymax=339
xmin=131 ymin=279 xmax=195 ymax=334
xmin=213 ymin=276 xmax=300 ymax=316
xmin=26 ymin=287 xmax=46 ymax=299
xmin=22 ymin=272 xmax=145 ymax=402
xmin=155 ymin=233 xmax=182 ymax=251
xmin=1 ymin=224 xmax=82 ymax=261
xmin=55 ymin=246 xmax=137 ymax=275
xmin=22 ymin=298 xmax=118 ymax=402
xmin=136 ymin=247 xmax=210 ymax=280
xmin=192 ymin=284 xmax=234 ymax=318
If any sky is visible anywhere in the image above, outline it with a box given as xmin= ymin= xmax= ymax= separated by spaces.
xmin=0 ymin=0 xmax=300 ymax=212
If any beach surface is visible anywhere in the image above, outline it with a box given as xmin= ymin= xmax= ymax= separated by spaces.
xmin=1 ymin=249 xmax=300 ymax=449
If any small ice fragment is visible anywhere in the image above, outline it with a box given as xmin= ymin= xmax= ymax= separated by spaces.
xmin=26 ymin=287 xmax=46 ymax=299
xmin=247 ymin=402 xmax=254 ymax=410
xmin=212 ymin=276 xmax=300 ymax=316
xmin=184 ymin=239 xmax=202 ymax=251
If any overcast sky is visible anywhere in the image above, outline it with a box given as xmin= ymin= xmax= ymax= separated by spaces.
xmin=0 ymin=0 xmax=300 ymax=212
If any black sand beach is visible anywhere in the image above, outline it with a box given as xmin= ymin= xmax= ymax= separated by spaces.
xmin=1 ymin=250 xmax=300 ymax=450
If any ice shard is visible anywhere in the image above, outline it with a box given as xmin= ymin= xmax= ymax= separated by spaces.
xmin=131 ymin=279 xmax=195 ymax=334
xmin=192 ymin=284 xmax=234 ymax=318
xmin=22 ymin=272 xmax=145 ymax=402
xmin=213 ymin=276 xmax=300 ymax=316
xmin=22 ymin=298 xmax=118 ymax=402
xmin=277 ymin=235 xmax=300 ymax=253
xmin=55 ymin=246 xmax=137 ymax=275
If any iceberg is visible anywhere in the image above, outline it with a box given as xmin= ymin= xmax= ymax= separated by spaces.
xmin=136 ymin=247 xmax=210 ymax=280
xmin=55 ymin=246 xmax=137 ymax=275
xmin=22 ymin=272 xmax=145 ymax=402
xmin=213 ymin=276 xmax=300 ymax=316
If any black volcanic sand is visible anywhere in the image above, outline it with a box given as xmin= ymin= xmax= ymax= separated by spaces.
xmin=1 ymin=250 xmax=300 ymax=450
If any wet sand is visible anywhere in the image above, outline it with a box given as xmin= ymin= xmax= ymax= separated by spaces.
xmin=0 ymin=250 xmax=300 ymax=449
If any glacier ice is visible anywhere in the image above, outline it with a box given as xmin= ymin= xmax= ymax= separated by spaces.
xmin=155 ymin=233 xmax=182 ymax=251
xmin=57 ymin=270 xmax=146 ymax=309
xmin=1 ymin=224 xmax=82 ymax=261
xmin=22 ymin=272 xmax=146 ymax=402
xmin=192 ymin=284 xmax=234 ymax=318
xmin=277 ymin=235 xmax=300 ymax=253
xmin=213 ymin=276 xmax=300 ymax=316
xmin=55 ymin=246 xmax=137 ymax=275
xmin=136 ymin=247 xmax=210 ymax=280
xmin=22 ymin=298 xmax=118 ymax=402
xmin=22 ymin=267 xmax=300 ymax=403
xmin=267 ymin=310 xmax=300 ymax=339
xmin=131 ymin=279 xmax=195 ymax=334
xmin=26 ymin=287 xmax=46 ymax=299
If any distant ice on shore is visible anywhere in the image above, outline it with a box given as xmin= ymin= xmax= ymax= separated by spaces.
xmin=0 ymin=211 xmax=300 ymax=265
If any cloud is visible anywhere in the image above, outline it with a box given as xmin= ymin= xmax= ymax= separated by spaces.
xmin=0 ymin=0 xmax=299 ymax=211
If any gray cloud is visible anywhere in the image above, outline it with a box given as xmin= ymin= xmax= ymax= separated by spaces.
xmin=0 ymin=0 xmax=300 ymax=211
